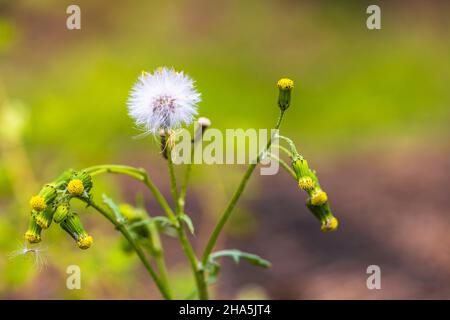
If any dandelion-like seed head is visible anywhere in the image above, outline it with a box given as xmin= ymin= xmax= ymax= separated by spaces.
xmin=29 ymin=196 xmax=46 ymax=212
xmin=128 ymin=67 xmax=201 ymax=134
xmin=310 ymin=190 xmax=328 ymax=206
xmin=67 ymin=179 xmax=84 ymax=196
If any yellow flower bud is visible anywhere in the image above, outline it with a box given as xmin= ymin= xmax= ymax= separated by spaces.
xmin=77 ymin=235 xmax=93 ymax=249
xmin=321 ymin=217 xmax=339 ymax=232
xmin=67 ymin=179 xmax=84 ymax=196
xmin=29 ymin=195 xmax=47 ymax=212
xmin=277 ymin=78 xmax=294 ymax=90
xmin=311 ymin=190 xmax=328 ymax=206
xmin=24 ymin=217 xmax=42 ymax=243
xmin=298 ymin=176 xmax=314 ymax=191
xmin=277 ymin=78 xmax=294 ymax=111
xmin=34 ymin=207 xmax=56 ymax=229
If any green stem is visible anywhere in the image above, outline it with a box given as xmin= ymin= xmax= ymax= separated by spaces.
xmin=201 ymin=110 xmax=285 ymax=265
xmin=167 ymin=153 xmax=180 ymax=214
xmin=167 ymin=147 xmax=209 ymax=299
xmin=147 ymin=220 xmax=171 ymax=296
xmin=271 ymin=144 xmax=293 ymax=158
xmin=83 ymin=198 xmax=172 ymax=300
xmin=268 ymin=153 xmax=297 ymax=179
xmin=179 ymin=136 xmax=197 ymax=213
xmin=84 ymin=164 xmax=176 ymax=222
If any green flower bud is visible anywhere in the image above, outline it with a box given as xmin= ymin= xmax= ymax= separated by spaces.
xmin=53 ymin=203 xmax=70 ymax=223
xmin=29 ymin=185 xmax=57 ymax=212
xmin=292 ymin=158 xmax=310 ymax=179
xmin=60 ymin=212 xmax=93 ymax=249
xmin=34 ymin=206 xmax=56 ymax=229
xmin=310 ymin=189 xmax=328 ymax=206
xmin=277 ymin=78 xmax=294 ymax=111
xmin=306 ymin=201 xmax=338 ymax=232
xmin=24 ymin=216 xmax=42 ymax=243
xmin=68 ymin=171 xmax=93 ymax=196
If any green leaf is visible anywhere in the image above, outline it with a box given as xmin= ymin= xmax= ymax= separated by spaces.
xmin=204 ymin=249 xmax=271 ymax=286
xmin=210 ymin=249 xmax=271 ymax=268
xmin=153 ymin=216 xmax=178 ymax=237
xmin=102 ymin=194 xmax=126 ymax=224
xmin=179 ymin=213 xmax=195 ymax=235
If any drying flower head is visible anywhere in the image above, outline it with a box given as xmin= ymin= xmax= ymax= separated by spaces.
xmin=127 ymin=67 xmax=201 ymax=134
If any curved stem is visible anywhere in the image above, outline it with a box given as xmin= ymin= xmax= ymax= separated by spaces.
xmin=271 ymin=144 xmax=293 ymax=158
xmin=268 ymin=153 xmax=297 ymax=179
xmin=82 ymin=198 xmax=172 ymax=300
xmin=202 ymin=110 xmax=285 ymax=265
xmin=84 ymin=164 xmax=176 ymax=222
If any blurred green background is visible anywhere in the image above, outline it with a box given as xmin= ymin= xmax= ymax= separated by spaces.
xmin=0 ymin=0 xmax=449 ymax=299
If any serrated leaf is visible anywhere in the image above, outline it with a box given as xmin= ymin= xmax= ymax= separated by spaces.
xmin=102 ymin=194 xmax=126 ymax=225
xmin=179 ymin=213 xmax=195 ymax=235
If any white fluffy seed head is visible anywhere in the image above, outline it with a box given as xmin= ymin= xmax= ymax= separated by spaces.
xmin=127 ymin=67 xmax=201 ymax=134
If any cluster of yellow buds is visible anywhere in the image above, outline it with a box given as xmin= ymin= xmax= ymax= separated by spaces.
xmin=24 ymin=170 xmax=94 ymax=249
xmin=292 ymin=156 xmax=338 ymax=232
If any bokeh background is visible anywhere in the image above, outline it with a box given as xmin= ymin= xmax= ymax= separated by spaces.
xmin=1 ymin=0 xmax=449 ymax=299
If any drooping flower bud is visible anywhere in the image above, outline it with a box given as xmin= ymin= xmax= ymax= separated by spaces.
xmin=291 ymin=158 xmax=310 ymax=179
xmin=310 ymin=189 xmax=328 ymax=206
xmin=53 ymin=203 xmax=70 ymax=223
xmin=67 ymin=179 xmax=84 ymax=196
xmin=29 ymin=195 xmax=46 ymax=212
xmin=277 ymin=78 xmax=294 ymax=111
xmin=298 ymin=176 xmax=315 ymax=191
xmin=321 ymin=217 xmax=339 ymax=232
xmin=24 ymin=216 xmax=42 ymax=243
xmin=60 ymin=212 xmax=93 ymax=249
xmin=34 ymin=206 xmax=56 ymax=229
xmin=29 ymin=185 xmax=57 ymax=212
xmin=306 ymin=201 xmax=338 ymax=232
xmin=67 ymin=171 xmax=93 ymax=197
